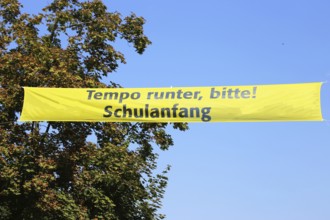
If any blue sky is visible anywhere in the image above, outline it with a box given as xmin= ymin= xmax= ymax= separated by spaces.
xmin=21 ymin=1 xmax=330 ymax=219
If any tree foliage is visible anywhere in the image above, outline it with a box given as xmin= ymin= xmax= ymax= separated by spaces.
xmin=0 ymin=0 xmax=188 ymax=219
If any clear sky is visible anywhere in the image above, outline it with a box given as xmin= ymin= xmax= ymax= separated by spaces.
xmin=21 ymin=1 xmax=330 ymax=219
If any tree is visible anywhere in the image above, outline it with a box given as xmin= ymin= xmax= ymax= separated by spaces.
xmin=0 ymin=0 xmax=188 ymax=219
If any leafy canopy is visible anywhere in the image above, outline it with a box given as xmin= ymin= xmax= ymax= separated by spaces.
xmin=0 ymin=0 xmax=188 ymax=219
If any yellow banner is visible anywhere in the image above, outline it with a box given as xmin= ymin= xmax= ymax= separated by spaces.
xmin=20 ymin=83 xmax=323 ymax=122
